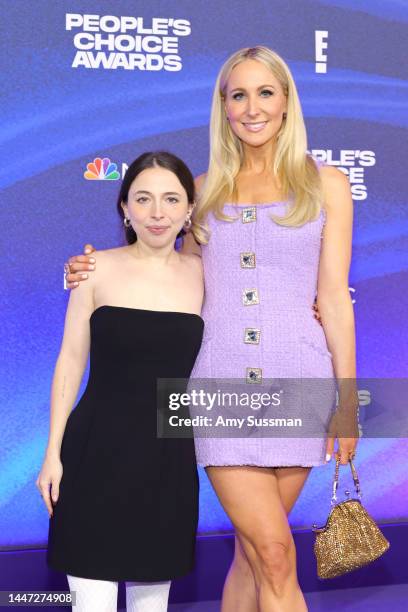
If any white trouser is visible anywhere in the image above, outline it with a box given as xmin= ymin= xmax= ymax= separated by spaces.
xmin=67 ymin=574 xmax=171 ymax=612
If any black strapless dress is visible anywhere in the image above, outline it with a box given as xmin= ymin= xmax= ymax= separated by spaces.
xmin=47 ymin=306 xmax=204 ymax=581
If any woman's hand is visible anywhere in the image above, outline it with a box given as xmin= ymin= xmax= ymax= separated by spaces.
xmin=64 ymin=244 xmax=96 ymax=289
xmin=36 ymin=453 xmax=63 ymax=517
xmin=325 ymin=400 xmax=360 ymax=465
xmin=312 ymin=299 xmax=322 ymax=326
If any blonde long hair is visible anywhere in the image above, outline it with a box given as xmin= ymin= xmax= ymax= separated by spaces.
xmin=192 ymin=46 xmax=323 ymax=244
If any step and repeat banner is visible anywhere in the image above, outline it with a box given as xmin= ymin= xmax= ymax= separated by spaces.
xmin=1 ymin=0 xmax=407 ymax=548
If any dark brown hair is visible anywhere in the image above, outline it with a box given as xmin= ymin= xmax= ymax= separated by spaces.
xmin=116 ymin=151 xmax=195 ymax=244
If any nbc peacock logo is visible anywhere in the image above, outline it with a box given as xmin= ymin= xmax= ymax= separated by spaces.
xmin=84 ymin=157 xmax=120 ymax=180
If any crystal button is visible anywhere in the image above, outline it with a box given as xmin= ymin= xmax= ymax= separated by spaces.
xmin=240 ymin=252 xmax=256 ymax=268
xmin=246 ymin=367 xmax=262 ymax=384
xmin=242 ymin=289 xmax=259 ymax=305
xmin=242 ymin=207 xmax=256 ymax=223
xmin=244 ymin=328 xmax=261 ymax=344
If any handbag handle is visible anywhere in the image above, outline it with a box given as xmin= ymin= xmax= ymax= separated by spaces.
xmin=331 ymin=455 xmax=362 ymax=506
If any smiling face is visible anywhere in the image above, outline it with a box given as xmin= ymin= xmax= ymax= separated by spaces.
xmin=121 ymin=166 xmax=193 ymax=248
xmin=223 ymin=58 xmax=287 ymax=148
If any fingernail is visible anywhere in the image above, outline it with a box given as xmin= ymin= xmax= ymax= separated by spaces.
xmin=326 ymin=453 xmax=331 ymax=462
xmin=74 ymin=282 xmax=79 ymax=287
xmin=85 ymin=248 xmax=91 ymax=254
xmin=89 ymin=258 xmax=95 ymax=263
xmin=89 ymin=265 xmax=95 ymax=270
xmin=81 ymin=274 xmax=88 ymax=279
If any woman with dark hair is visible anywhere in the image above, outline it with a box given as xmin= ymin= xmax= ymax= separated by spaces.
xmin=36 ymin=151 xmax=204 ymax=611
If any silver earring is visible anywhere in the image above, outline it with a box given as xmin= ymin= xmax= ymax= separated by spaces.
xmin=124 ymin=217 xmax=132 ymax=228
xmin=184 ymin=216 xmax=192 ymax=231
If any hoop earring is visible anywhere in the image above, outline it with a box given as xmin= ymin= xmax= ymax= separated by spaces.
xmin=124 ymin=217 xmax=132 ymax=228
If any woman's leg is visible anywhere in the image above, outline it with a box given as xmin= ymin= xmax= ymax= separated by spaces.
xmin=67 ymin=574 xmax=118 ymax=612
xmin=125 ymin=580 xmax=171 ymax=612
xmin=274 ymin=466 xmax=313 ymax=515
xmin=218 ymin=466 xmax=312 ymax=612
xmin=219 ymin=534 xmax=258 ymax=612
xmin=206 ymin=465 xmax=312 ymax=612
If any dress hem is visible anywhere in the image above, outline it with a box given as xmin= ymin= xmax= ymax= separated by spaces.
xmin=47 ymin=559 xmax=194 ymax=583
xmin=198 ymin=461 xmax=327 ymax=468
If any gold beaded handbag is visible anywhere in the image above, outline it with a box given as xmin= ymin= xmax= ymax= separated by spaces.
xmin=313 ymin=456 xmax=390 ymax=579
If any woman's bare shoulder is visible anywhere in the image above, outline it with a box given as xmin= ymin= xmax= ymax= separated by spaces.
xmin=319 ymin=165 xmax=352 ymax=214
xmin=88 ymin=246 xmax=130 ymax=278
xmin=179 ymin=251 xmax=203 ymax=276
xmin=91 ymin=246 xmax=129 ymax=262
xmin=319 ymin=165 xmax=350 ymax=189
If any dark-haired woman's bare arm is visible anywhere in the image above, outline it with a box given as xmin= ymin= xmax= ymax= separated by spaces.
xmin=36 ymin=271 xmax=95 ymax=514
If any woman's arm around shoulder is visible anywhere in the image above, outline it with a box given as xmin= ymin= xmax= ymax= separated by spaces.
xmin=180 ymin=232 xmax=202 ymax=258
xmin=194 ymin=172 xmax=207 ymax=194
xmin=180 ymin=173 xmax=207 ymax=258
xmin=65 ymin=244 xmax=97 ymax=289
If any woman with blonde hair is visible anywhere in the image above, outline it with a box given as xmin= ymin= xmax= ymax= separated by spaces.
xmin=65 ymin=46 xmax=359 ymax=611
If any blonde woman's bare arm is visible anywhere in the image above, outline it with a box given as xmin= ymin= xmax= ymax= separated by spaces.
xmin=316 ymin=166 xmax=359 ymax=462
xmin=180 ymin=231 xmax=202 ymax=257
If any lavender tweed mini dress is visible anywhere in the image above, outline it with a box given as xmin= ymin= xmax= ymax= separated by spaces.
xmin=190 ymin=158 xmax=336 ymax=467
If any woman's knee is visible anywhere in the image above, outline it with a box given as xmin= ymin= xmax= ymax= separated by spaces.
xmin=251 ymin=538 xmax=296 ymax=594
